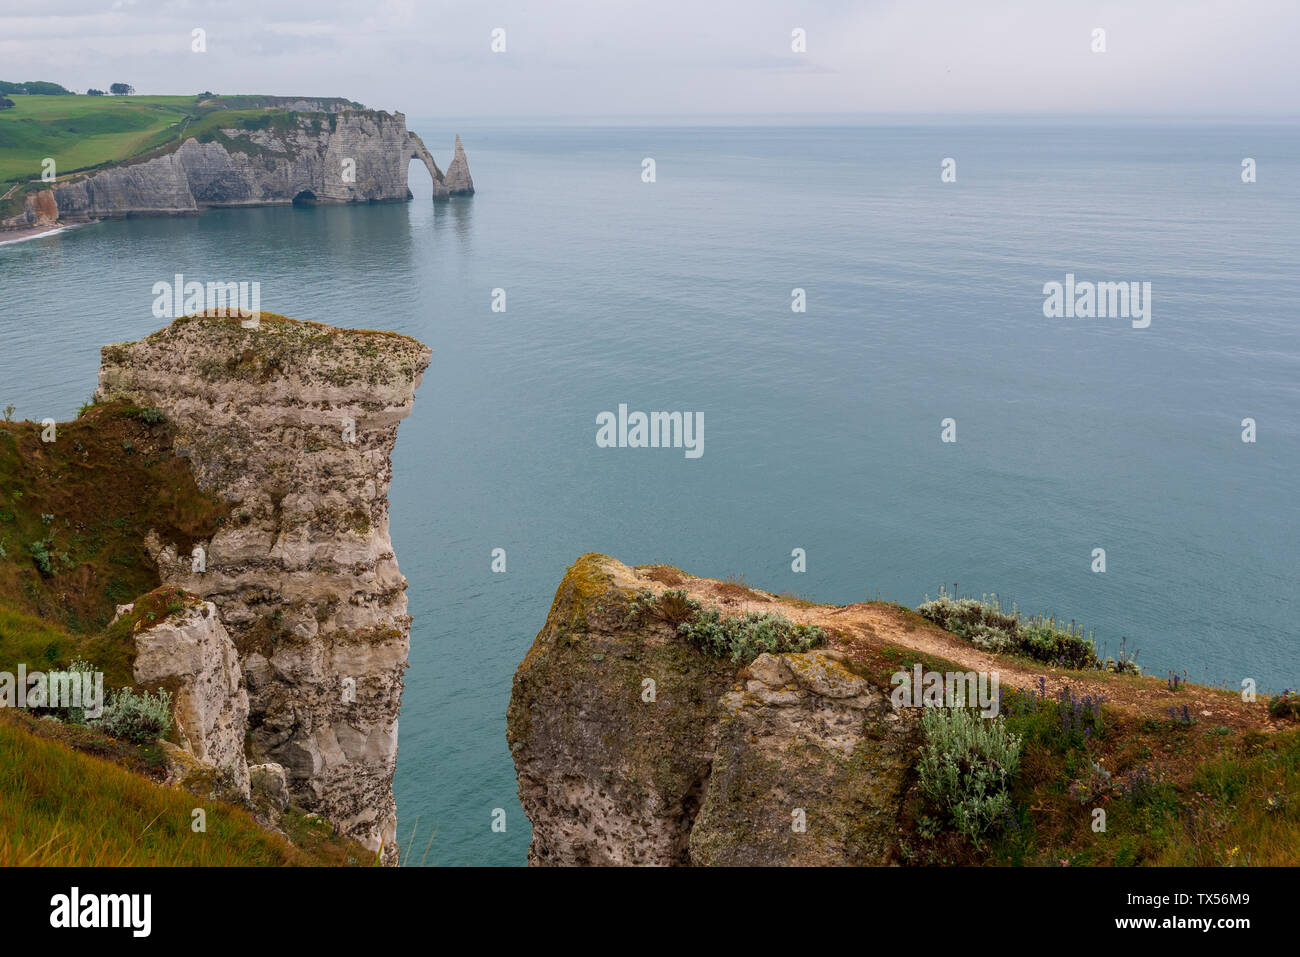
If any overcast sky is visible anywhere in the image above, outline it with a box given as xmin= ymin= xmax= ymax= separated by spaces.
xmin=2 ymin=0 xmax=1297 ymax=117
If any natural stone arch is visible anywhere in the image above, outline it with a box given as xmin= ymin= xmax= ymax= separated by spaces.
xmin=405 ymin=132 xmax=449 ymax=200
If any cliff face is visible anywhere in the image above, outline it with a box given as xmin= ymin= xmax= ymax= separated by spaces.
xmin=32 ymin=111 xmax=472 ymax=225
xmin=97 ymin=313 xmax=431 ymax=862
xmin=506 ymin=555 xmax=918 ymax=865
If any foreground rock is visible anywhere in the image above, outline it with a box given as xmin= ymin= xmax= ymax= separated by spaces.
xmin=98 ymin=313 xmax=431 ymax=863
xmin=127 ymin=593 xmax=251 ymax=800
xmin=506 ymin=554 xmax=918 ymax=865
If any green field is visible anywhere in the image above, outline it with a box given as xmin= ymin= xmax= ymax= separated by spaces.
xmin=0 ymin=92 xmax=365 ymax=186
xmin=0 ymin=94 xmax=203 ymax=183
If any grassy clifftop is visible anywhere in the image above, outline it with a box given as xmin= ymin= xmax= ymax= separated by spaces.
xmin=0 ymin=93 xmax=368 ymax=182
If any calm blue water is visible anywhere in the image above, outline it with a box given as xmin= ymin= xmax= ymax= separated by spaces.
xmin=1 ymin=120 xmax=1297 ymax=865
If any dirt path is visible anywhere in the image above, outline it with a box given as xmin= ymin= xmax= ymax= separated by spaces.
xmin=637 ymin=568 xmax=1281 ymax=733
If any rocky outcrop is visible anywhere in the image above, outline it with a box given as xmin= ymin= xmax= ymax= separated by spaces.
xmin=127 ymin=594 xmax=251 ymax=800
xmin=52 ymin=152 xmax=198 ymax=221
xmin=443 ymin=135 xmax=475 ymax=195
xmin=1 ymin=187 xmax=62 ymax=230
xmin=250 ymin=763 xmax=290 ymax=811
xmin=97 ymin=313 xmax=432 ymax=863
xmin=507 ymin=555 xmax=919 ymax=866
xmin=11 ymin=110 xmax=473 ymax=227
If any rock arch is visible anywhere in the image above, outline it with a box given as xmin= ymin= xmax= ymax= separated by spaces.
xmin=405 ymin=132 xmax=449 ymax=200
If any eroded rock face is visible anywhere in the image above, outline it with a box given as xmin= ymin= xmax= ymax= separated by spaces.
xmin=690 ymin=650 xmax=915 ymax=865
xmin=129 ymin=596 xmax=251 ymax=800
xmin=506 ymin=555 xmax=735 ymax=864
xmin=98 ymin=314 xmax=431 ymax=863
xmin=507 ymin=555 xmax=919 ymax=866
xmin=250 ymin=762 xmax=290 ymax=811
xmin=1 ymin=188 xmax=66 ymax=229
xmin=42 ymin=111 xmax=472 ymax=223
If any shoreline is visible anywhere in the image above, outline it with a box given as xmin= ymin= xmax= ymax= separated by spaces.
xmin=0 ymin=222 xmax=90 ymax=246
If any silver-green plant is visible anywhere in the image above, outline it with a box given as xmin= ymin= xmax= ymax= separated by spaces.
xmin=92 ymin=687 xmax=173 ymax=743
xmin=62 ymin=657 xmax=97 ymax=725
xmin=917 ymin=707 xmax=1022 ymax=846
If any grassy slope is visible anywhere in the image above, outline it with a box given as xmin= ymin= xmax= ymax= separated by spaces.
xmin=0 ymin=711 xmax=369 ymax=866
xmin=0 ymin=93 xmax=366 ymax=185
xmin=0 ymin=401 xmax=229 ymax=636
xmin=849 ymin=640 xmax=1300 ymax=866
xmin=0 ymin=392 xmax=383 ymax=866
xmin=0 ymin=95 xmax=199 ymax=182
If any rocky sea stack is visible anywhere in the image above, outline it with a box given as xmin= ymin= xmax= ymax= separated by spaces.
xmin=97 ymin=313 xmax=431 ymax=863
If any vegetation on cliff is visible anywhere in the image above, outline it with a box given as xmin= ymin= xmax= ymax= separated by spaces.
xmin=0 ymin=400 xmax=228 ymax=635
xmin=628 ymin=587 xmax=826 ymax=663
xmin=917 ymin=587 xmax=1139 ymax=673
xmin=511 ymin=554 xmax=1300 ymax=867
xmin=0 ymin=710 xmax=369 ymax=865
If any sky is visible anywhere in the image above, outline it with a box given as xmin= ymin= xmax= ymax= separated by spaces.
xmin=1 ymin=0 xmax=1297 ymax=118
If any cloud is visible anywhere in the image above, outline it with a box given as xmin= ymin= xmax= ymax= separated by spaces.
xmin=0 ymin=0 xmax=1294 ymax=115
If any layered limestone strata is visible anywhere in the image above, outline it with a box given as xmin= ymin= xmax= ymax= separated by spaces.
xmin=506 ymin=555 xmax=918 ymax=865
xmin=1 ymin=110 xmax=473 ymax=229
xmin=97 ymin=313 xmax=431 ymax=863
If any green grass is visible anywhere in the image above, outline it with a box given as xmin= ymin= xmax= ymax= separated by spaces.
xmin=0 ymin=401 xmax=229 ymax=635
xmin=0 ymin=712 xmax=367 ymax=865
xmin=0 ymin=92 xmax=366 ymax=185
xmin=0 ymin=94 xmax=201 ymax=182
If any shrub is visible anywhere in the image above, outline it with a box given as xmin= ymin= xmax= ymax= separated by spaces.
xmin=627 ymin=588 xmax=827 ymax=664
xmin=92 ymin=687 xmax=173 ymax=743
xmin=627 ymin=588 xmax=700 ymax=627
xmin=917 ymin=588 xmax=1131 ymax=672
xmin=1268 ymin=690 xmax=1300 ymax=722
xmin=27 ymin=540 xmax=53 ymax=576
xmin=60 ymin=658 xmax=97 ymax=725
xmin=679 ymin=608 xmax=825 ymax=664
xmin=917 ymin=707 xmax=1022 ymax=846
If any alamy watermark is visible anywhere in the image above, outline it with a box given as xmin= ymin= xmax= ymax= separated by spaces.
xmin=152 ymin=274 xmax=261 ymax=327
xmin=596 ymin=404 xmax=703 ymax=459
xmin=1042 ymin=273 xmax=1151 ymax=329
xmin=890 ymin=664 xmax=1000 ymax=718
xmin=0 ymin=664 xmax=104 ymax=718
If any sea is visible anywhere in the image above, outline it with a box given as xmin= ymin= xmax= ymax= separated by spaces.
xmin=1 ymin=117 xmax=1297 ymax=865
